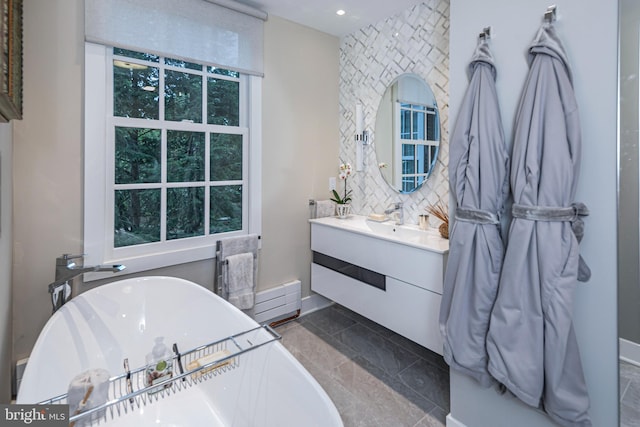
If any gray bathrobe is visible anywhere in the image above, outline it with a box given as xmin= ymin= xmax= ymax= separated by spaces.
xmin=439 ymin=38 xmax=509 ymax=388
xmin=486 ymin=23 xmax=591 ymax=427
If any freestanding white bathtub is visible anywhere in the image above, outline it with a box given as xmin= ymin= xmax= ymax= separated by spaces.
xmin=17 ymin=276 xmax=343 ymax=426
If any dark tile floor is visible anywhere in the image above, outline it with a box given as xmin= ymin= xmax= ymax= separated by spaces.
xmin=276 ymin=304 xmax=449 ymax=427
xmin=621 ymin=360 xmax=640 ymax=427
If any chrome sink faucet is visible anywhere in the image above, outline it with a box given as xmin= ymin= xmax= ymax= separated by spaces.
xmin=48 ymin=254 xmax=126 ymax=313
xmin=384 ymin=202 xmax=404 ymax=225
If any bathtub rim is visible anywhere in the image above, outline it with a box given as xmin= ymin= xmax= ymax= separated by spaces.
xmin=17 ymin=275 xmax=343 ymax=426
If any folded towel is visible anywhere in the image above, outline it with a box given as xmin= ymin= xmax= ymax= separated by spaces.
xmin=315 ymin=200 xmax=335 ymax=218
xmin=67 ymin=368 xmax=110 ymax=426
xmin=217 ymin=234 xmax=259 ymax=302
xmin=219 ymin=234 xmax=259 ymax=257
xmin=368 ymin=213 xmax=388 ymax=222
xmin=187 ymin=349 xmax=233 ymax=380
xmin=226 ymin=253 xmax=255 ymax=310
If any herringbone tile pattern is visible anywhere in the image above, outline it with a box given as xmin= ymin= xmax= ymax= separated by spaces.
xmin=338 ymin=1 xmax=450 ymax=227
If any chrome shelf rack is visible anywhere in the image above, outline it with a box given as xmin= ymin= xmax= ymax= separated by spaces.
xmin=38 ymin=324 xmax=281 ymax=425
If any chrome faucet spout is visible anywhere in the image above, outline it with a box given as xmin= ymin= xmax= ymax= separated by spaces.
xmin=48 ymin=254 xmax=126 ymax=313
xmin=94 ymin=264 xmax=126 ymax=273
xmin=54 ymin=254 xmax=126 ymax=284
xmin=384 ymin=203 xmax=404 ymax=225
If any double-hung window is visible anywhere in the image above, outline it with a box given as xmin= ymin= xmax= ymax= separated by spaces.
xmin=395 ymin=102 xmax=440 ymax=193
xmin=85 ymin=44 xmax=261 ymax=277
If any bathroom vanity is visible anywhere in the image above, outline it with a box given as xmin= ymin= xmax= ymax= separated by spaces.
xmin=310 ymin=215 xmax=449 ymax=355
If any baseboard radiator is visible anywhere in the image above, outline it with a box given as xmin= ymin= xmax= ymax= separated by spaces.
xmin=254 ymin=280 xmax=302 ymax=325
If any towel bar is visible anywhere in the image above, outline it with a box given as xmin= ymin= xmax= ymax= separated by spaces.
xmin=214 ymin=235 xmax=260 ymax=298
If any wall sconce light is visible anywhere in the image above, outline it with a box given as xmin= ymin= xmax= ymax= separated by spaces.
xmin=355 ymin=104 xmax=369 ymax=171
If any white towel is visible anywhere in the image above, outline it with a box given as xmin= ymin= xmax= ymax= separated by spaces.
xmin=220 ymin=234 xmax=259 ymax=257
xmin=67 ymin=368 xmax=110 ymax=425
xmin=315 ymin=200 xmax=335 ymax=218
xmin=226 ymin=253 xmax=255 ymax=309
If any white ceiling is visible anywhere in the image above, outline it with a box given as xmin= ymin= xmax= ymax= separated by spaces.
xmin=236 ymin=0 xmax=424 ymax=37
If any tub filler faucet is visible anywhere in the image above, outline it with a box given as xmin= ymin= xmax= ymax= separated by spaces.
xmin=385 ymin=202 xmax=404 ymax=225
xmin=48 ymin=253 xmax=126 ymax=313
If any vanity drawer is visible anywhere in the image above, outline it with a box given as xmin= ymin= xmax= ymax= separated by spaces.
xmin=311 ymin=263 xmax=443 ymax=355
xmin=311 ymin=223 xmax=444 ymax=294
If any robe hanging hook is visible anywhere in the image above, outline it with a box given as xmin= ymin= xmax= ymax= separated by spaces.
xmin=544 ymin=5 xmax=557 ymax=23
xmin=478 ymin=26 xmax=492 ymax=41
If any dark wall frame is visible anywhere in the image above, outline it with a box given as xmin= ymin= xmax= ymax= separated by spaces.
xmin=0 ymin=0 xmax=22 ymax=122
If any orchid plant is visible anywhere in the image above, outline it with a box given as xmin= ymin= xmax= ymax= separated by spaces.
xmin=330 ymin=162 xmax=353 ymax=205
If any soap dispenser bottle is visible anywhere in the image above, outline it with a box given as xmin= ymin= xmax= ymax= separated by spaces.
xmin=145 ymin=337 xmax=173 ymax=392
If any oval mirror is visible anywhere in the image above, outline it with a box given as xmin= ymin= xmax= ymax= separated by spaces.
xmin=374 ymin=74 xmax=440 ymax=193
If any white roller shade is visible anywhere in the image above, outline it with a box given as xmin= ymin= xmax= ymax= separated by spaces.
xmin=85 ymin=0 xmax=265 ymax=76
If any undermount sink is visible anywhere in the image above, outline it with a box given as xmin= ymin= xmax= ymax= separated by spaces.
xmin=364 ymin=218 xmax=437 ymax=240
xmin=309 ymin=214 xmax=448 ymax=253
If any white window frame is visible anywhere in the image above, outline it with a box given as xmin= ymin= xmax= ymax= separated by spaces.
xmin=393 ymin=101 xmax=440 ymax=191
xmin=84 ymin=42 xmax=262 ymax=279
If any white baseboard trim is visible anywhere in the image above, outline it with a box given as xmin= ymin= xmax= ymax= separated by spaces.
xmin=620 ymin=337 xmax=640 ymax=366
xmin=300 ymin=292 xmax=333 ymax=316
xmin=446 ymin=413 xmax=467 ymax=427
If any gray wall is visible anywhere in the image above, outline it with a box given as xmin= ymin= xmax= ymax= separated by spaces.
xmin=11 ymin=0 xmax=339 ymax=369
xmin=0 ymin=123 xmax=12 ymax=402
xmin=619 ymin=0 xmax=640 ymax=345
xmin=449 ymin=0 xmax=618 ymax=426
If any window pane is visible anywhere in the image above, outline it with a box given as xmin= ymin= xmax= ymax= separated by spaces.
xmin=167 ymin=131 xmax=205 ymax=182
xmin=207 ymin=78 xmax=239 ymax=126
xmin=115 ymin=127 xmax=161 ymax=184
xmin=426 ymin=112 xmax=437 ymax=140
xmin=413 ymin=110 xmax=425 ymax=140
xmin=402 ymin=143 xmax=414 ymax=158
xmin=114 ymin=48 xmax=159 ymax=63
xmin=417 ymin=145 xmax=428 ymax=174
xmin=210 ymin=186 xmax=242 ymax=233
xmin=400 ymin=108 xmax=411 ymax=140
xmin=114 ymin=189 xmax=161 ymax=247
xmin=211 ymin=133 xmax=242 ymax=181
xmin=165 ymin=57 xmax=202 ymax=71
xmin=113 ymin=62 xmax=159 ymax=119
xmin=402 ymin=144 xmax=415 ymax=175
xmin=402 ymin=159 xmax=415 ymax=174
xmin=421 ymin=145 xmax=435 ymax=174
xmin=167 ymin=187 xmax=204 ymax=240
xmin=207 ymin=66 xmax=240 ymax=78
xmin=165 ymin=70 xmax=202 ymax=122
xmin=402 ymin=177 xmax=415 ymax=193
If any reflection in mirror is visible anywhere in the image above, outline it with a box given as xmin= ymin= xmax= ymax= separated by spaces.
xmin=375 ymin=74 xmax=440 ymax=193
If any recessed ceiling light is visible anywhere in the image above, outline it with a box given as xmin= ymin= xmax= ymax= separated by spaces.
xmin=336 ymin=9 xmax=346 ymax=16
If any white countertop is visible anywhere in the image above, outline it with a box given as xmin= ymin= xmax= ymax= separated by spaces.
xmin=310 ymin=214 xmax=449 ymax=254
